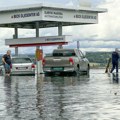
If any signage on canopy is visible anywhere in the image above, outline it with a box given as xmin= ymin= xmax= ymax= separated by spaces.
xmin=0 ymin=7 xmax=98 ymax=24
xmin=5 ymin=35 xmax=71 ymax=47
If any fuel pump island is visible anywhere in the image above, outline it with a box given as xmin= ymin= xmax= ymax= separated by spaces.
xmin=0 ymin=3 xmax=107 ymax=75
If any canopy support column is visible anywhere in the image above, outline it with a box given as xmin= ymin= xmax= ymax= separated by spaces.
xmin=14 ymin=26 xmax=18 ymax=55
xmin=35 ymin=22 xmax=43 ymax=75
xmin=58 ymin=23 xmax=63 ymax=49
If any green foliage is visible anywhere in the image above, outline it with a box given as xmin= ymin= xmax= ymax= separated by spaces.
xmin=86 ymin=52 xmax=112 ymax=66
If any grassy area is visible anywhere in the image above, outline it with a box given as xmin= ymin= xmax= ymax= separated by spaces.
xmin=86 ymin=52 xmax=112 ymax=67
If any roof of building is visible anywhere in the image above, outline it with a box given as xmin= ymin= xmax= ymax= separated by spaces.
xmin=0 ymin=3 xmax=107 ymax=28
xmin=0 ymin=3 xmax=107 ymax=13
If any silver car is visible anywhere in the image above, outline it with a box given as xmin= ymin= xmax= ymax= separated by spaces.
xmin=43 ymin=49 xmax=90 ymax=75
xmin=10 ymin=56 xmax=35 ymax=75
xmin=0 ymin=56 xmax=35 ymax=75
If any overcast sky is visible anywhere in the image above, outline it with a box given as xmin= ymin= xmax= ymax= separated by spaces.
xmin=0 ymin=0 xmax=119 ymax=54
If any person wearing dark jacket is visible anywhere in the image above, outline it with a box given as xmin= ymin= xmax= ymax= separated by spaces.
xmin=2 ymin=50 xmax=12 ymax=76
xmin=110 ymin=48 xmax=119 ymax=73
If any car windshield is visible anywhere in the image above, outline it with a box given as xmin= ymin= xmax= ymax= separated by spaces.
xmin=53 ymin=50 xmax=76 ymax=57
xmin=12 ymin=58 xmax=32 ymax=63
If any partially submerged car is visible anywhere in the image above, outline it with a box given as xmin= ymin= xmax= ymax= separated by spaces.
xmin=1 ymin=56 xmax=35 ymax=75
xmin=43 ymin=49 xmax=90 ymax=75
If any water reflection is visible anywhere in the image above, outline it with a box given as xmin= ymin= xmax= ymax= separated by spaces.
xmin=1 ymin=70 xmax=120 ymax=119
xmin=112 ymin=73 xmax=119 ymax=84
xmin=4 ymin=76 xmax=11 ymax=88
xmin=4 ymin=76 xmax=22 ymax=119
xmin=4 ymin=76 xmax=12 ymax=112
xmin=36 ymin=74 xmax=90 ymax=120
xmin=2 ymin=74 xmax=91 ymax=120
xmin=36 ymin=75 xmax=45 ymax=119
xmin=44 ymin=75 xmax=89 ymax=86
xmin=3 ymin=76 xmax=38 ymax=120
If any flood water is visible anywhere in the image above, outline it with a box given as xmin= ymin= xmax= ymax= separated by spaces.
xmin=0 ymin=69 xmax=120 ymax=120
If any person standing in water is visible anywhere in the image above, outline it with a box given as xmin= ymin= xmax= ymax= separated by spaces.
xmin=110 ymin=48 xmax=119 ymax=73
xmin=2 ymin=50 xmax=12 ymax=76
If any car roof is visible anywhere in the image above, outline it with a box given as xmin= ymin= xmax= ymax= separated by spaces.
xmin=12 ymin=55 xmax=30 ymax=58
xmin=53 ymin=49 xmax=76 ymax=51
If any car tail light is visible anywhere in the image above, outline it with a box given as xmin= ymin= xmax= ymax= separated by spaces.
xmin=69 ymin=58 xmax=74 ymax=65
xmin=31 ymin=64 xmax=35 ymax=68
xmin=42 ymin=58 xmax=46 ymax=65
xmin=16 ymin=67 xmax=18 ymax=69
xmin=10 ymin=64 xmax=12 ymax=69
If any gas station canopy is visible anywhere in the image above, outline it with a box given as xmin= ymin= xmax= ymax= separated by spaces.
xmin=0 ymin=3 xmax=107 ymax=29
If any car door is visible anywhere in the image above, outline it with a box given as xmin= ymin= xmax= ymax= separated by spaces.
xmin=79 ymin=50 xmax=88 ymax=71
xmin=74 ymin=49 xmax=83 ymax=71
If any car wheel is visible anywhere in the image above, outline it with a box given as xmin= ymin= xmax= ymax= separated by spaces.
xmin=86 ymin=65 xmax=90 ymax=75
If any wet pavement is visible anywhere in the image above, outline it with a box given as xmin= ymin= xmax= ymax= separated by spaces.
xmin=0 ymin=69 xmax=120 ymax=120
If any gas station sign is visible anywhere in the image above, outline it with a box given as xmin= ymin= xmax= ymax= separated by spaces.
xmin=5 ymin=35 xmax=71 ymax=47
xmin=0 ymin=4 xmax=104 ymax=25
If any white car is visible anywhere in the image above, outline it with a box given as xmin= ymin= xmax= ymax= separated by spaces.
xmin=10 ymin=56 xmax=35 ymax=75
xmin=0 ymin=56 xmax=35 ymax=75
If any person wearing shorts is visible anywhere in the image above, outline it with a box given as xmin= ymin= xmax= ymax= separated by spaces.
xmin=2 ymin=50 xmax=12 ymax=76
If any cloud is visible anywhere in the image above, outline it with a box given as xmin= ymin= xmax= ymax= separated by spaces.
xmin=63 ymin=0 xmax=120 ymax=51
xmin=98 ymin=0 xmax=120 ymax=39
xmin=0 ymin=0 xmax=104 ymax=7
